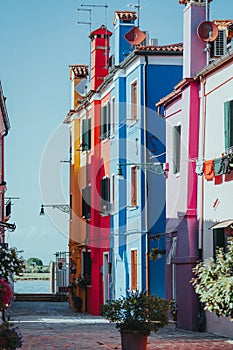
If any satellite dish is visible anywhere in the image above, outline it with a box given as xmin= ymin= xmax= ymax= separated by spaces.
xmin=124 ymin=27 xmax=147 ymax=46
xmin=197 ymin=21 xmax=218 ymax=42
xmin=75 ymin=78 xmax=88 ymax=97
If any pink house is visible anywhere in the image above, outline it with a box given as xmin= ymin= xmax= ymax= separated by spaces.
xmin=157 ymin=0 xmax=208 ymax=331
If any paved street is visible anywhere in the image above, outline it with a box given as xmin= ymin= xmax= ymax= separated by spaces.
xmin=5 ymin=301 xmax=233 ymax=349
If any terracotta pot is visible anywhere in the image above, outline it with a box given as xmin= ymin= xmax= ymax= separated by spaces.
xmin=0 ymin=335 xmax=7 ymax=347
xmin=120 ymin=330 xmax=148 ymax=350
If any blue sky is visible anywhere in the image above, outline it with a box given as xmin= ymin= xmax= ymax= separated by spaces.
xmin=0 ymin=0 xmax=232 ymax=264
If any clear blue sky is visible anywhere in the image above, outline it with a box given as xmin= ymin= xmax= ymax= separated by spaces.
xmin=0 ymin=0 xmax=232 ymax=265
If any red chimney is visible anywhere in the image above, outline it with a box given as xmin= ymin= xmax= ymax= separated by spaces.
xmin=89 ymin=25 xmax=112 ymax=90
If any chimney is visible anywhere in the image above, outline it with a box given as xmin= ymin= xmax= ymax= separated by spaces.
xmin=181 ymin=0 xmax=209 ymax=78
xmin=89 ymin=25 xmax=112 ymax=91
xmin=69 ymin=65 xmax=89 ymax=109
xmin=113 ymin=11 xmax=137 ymax=66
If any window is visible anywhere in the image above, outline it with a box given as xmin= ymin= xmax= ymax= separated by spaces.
xmin=173 ymin=125 xmax=181 ymax=174
xmin=82 ymin=251 xmax=92 ymax=285
xmin=101 ymin=103 xmax=110 ymax=140
xmin=213 ymin=228 xmax=227 ymax=259
xmin=82 ymin=185 xmax=91 ymax=219
xmin=70 ymin=194 xmax=72 ymax=220
xmin=111 ymin=174 xmax=115 ymax=212
xmin=111 ymin=98 xmax=115 ymax=135
xmin=100 ymin=177 xmax=110 ymax=212
xmin=131 ymin=166 xmax=137 ymax=206
xmin=224 ymin=100 xmax=233 ymax=149
xmin=82 ymin=118 xmax=91 ymax=151
xmin=131 ymin=81 xmax=138 ymax=120
xmin=131 ymin=249 xmax=138 ymax=290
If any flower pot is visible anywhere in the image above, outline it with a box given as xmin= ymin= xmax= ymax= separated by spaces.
xmin=0 ymin=335 xmax=7 ymax=347
xmin=120 ymin=330 xmax=148 ymax=350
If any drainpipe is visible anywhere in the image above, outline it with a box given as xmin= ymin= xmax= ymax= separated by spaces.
xmin=198 ymin=76 xmax=206 ymax=257
xmin=143 ymin=55 xmax=149 ymax=293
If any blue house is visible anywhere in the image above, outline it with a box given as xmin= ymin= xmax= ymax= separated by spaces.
xmin=108 ymin=11 xmax=183 ymax=299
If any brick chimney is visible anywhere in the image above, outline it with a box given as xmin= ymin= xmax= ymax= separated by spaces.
xmin=89 ymin=25 xmax=112 ymax=91
xmin=180 ymin=0 xmax=209 ymax=78
xmin=113 ymin=11 xmax=137 ymax=66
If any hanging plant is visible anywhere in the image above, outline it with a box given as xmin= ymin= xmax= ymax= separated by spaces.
xmin=0 ymin=247 xmax=25 ymax=280
xmin=149 ymin=248 xmax=166 ymax=261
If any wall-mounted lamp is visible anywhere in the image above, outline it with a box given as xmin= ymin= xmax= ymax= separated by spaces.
xmin=0 ymin=221 xmax=16 ymax=231
xmin=40 ymin=204 xmax=71 ymax=215
xmin=117 ymin=162 xmax=165 ymax=180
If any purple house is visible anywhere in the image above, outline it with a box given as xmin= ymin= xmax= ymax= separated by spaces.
xmin=157 ymin=0 xmax=209 ymax=331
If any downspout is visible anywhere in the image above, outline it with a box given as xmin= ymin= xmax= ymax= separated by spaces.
xmin=143 ymin=55 xmax=149 ymax=293
xmin=1 ymin=137 xmax=5 ymax=244
xmin=198 ymin=76 xmax=206 ymax=257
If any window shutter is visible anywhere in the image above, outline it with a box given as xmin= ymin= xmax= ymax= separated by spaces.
xmin=173 ymin=125 xmax=181 ymax=174
xmin=86 ymin=185 xmax=91 ymax=219
xmin=101 ymin=106 xmax=108 ymax=140
xmin=82 ymin=188 xmax=86 ymax=217
xmin=107 ymin=102 xmax=110 ymax=137
xmin=82 ymin=186 xmax=91 ymax=219
xmin=131 ymin=250 xmax=138 ymax=290
xmin=82 ymin=119 xmax=91 ymax=150
xmin=224 ymin=100 xmax=233 ymax=150
xmin=101 ymin=177 xmax=110 ymax=211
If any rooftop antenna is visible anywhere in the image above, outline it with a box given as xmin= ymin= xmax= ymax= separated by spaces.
xmin=127 ymin=0 xmax=141 ymax=28
xmin=206 ymin=0 xmax=210 ymax=21
xmin=81 ymin=2 xmax=109 ymax=68
xmin=77 ymin=8 xmax=92 ymax=81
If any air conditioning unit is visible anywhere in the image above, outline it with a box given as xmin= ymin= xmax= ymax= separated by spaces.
xmin=211 ymin=30 xmax=227 ymax=57
xmin=139 ymin=31 xmax=149 ymax=46
xmin=150 ymin=38 xmax=158 ymax=46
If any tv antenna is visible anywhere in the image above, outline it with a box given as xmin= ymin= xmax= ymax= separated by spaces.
xmin=77 ymin=8 xmax=92 ymax=81
xmin=127 ymin=0 xmax=141 ymax=28
xmin=81 ymin=2 xmax=109 ymax=69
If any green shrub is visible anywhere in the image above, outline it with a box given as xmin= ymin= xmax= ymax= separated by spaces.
xmin=101 ymin=291 xmax=170 ymax=336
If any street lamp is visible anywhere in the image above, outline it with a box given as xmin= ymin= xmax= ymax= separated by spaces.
xmin=39 ymin=204 xmax=71 ymax=215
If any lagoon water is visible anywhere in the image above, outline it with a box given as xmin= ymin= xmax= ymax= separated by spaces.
xmin=14 ymin=279 xmax=51 ymax=294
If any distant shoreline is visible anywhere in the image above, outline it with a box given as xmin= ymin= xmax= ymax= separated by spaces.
xmin=15 ymin=278 xmax=50 ymax=281
xmin=15 ymin=273 xmax=50 ymax=281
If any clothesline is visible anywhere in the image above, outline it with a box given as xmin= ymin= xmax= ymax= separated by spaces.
xmin=195 ymin=150 xmax=233 ymax=180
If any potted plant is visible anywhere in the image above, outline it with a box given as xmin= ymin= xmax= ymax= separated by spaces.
xmin=101 ymin=291 xmax=170 ymax=350
xmin=149 ymin=248 xmax=166 ymax=261
xmin=0 ymin=322 xmax=23 ymax=349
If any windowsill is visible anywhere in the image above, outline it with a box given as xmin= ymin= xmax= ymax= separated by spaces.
xmin=100 ymin=211 xmax=110 ymax=217
xmin=174 ymin=172 xmax=180 ymax=178
xmin=127 ymin=119 xmax=138 ymax=127
xmin=100 ymin=137 xmax=110 ymax=144
xmin=127 ymin=205 xmax=139 ymax=211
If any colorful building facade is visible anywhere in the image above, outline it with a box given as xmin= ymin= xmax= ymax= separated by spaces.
xmin=66 ymin=9 xmax=183 ymax=315
xmin=157 ymin=0 xmax=233 ymax=335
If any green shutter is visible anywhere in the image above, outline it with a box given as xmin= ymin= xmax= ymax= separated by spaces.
xmin=229 ymin=100 xmax=233 ymax=148
xmin=224 ymin=101 xmax=230 ymax=149
xmin=82 ymin=119 xmax=90 ymax=150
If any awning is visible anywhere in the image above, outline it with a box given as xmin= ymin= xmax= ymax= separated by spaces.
xmin=209 ymin=220 xmax=233 ymax=230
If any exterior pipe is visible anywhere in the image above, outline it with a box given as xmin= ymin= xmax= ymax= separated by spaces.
xmin=198 ymin=76 xmax=206 ymax=254
xmin=143 ymin=55 xmax=149 ymax=293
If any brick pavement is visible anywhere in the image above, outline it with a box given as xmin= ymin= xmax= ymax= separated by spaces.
xmin=5 ymin=302 xmax=233 ymax=349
